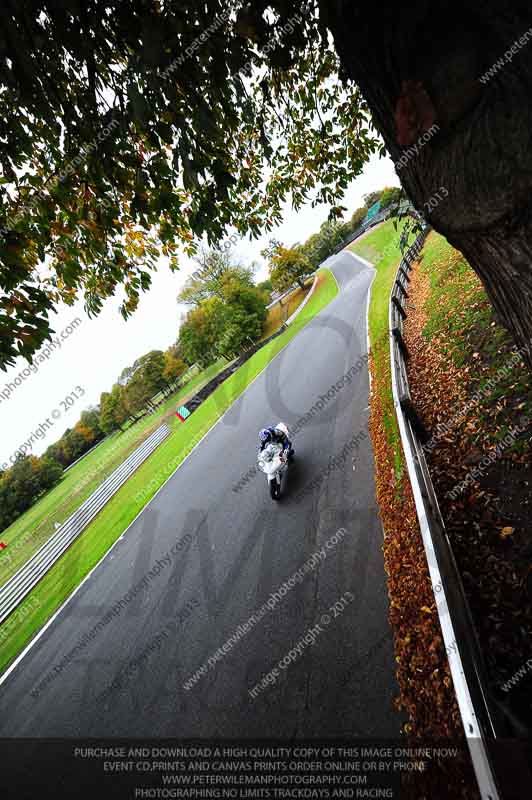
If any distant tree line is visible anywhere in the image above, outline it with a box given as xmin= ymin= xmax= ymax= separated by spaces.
xmin=177 ymin=247 xmax=269 ymax=366
xmin=0 ymin=345 xmax=188 ymax=533
xmin=98 ymin=347 xmax=187 ymax=435
xmin=261 ymin=186 xmax=404 ymax=294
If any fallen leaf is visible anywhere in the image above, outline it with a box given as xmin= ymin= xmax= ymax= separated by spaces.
xmin=500 ymin=526 xmax=514 ymax=539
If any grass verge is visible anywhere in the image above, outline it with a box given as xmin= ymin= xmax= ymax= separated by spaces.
xmin=417 ymin=233 xmax=532 ymax=451
xmin=0 ymin=268 xmax=337 ymax=677
xmin=349 ymin=219 xmax=411 ymax=481
xmin=349 ymin=224 xmax=477 ymax=797
xmin=405 ymin=231 xmax=532 ymax=734
xmin=0 ymin=357 xmax=230 ymax=586
xmin=0 ymin=278 xmax=316 ymax=579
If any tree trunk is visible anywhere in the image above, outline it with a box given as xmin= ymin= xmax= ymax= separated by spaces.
xmin=323 ymin=0 xmax=532 ymax=367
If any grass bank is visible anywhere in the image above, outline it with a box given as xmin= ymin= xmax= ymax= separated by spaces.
xmin=0 ymin=268 xmax=337 ymax=677
xmin=405 ymin=231 xmax=532 ymax=735
xmin=0 ymin=357 xmax=229 ymax=587
xmin=349 ymin=224 xmax=477 ymax=796
xmin=349 ymin=220 xmax=410 ymax=479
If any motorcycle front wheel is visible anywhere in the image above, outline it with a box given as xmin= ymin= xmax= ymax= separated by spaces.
xmin=269 ymin=480 xmax=280 ymax=500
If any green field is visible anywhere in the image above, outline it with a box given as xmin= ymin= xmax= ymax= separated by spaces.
xmin=349 ymin=220 xmax=413 ymax=478
xmin=0 ymin=356 xmax=229 ymax=587
xmin=0 ymin=267 xmax=338 ymax=676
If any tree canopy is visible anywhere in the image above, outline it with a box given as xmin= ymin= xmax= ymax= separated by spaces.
xmin=0 ymin=455 xmax=63 ymax=532
xmin=264 ymin=242 xmax=313 ymax=291
xmin=218 ymin=283 xmax=268 ymax=354
xmin=98 ymin=386 xmax=126 ymax=434
xmin=2 ymin=2 xmax=531 ymax=368
xmin=163 ymin=346 xmax=188 ymax=382
xmin=298 ymin=218 xmax=351 ymax=269
xmin=178 ymin=247 xmax=269 ymax=364
xmin=0 ymin=1 xmax=378 ymax=369
xmin=380 ymin=186 xmax=403 ymax=208
xmin=178 ymin=247 xmax=256 ymax=306
xmin=351 ymin=206 xmax=368 ymax=229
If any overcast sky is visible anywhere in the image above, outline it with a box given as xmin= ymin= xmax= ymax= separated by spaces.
xmin=0 ymin=151 xmax=399 ymax=465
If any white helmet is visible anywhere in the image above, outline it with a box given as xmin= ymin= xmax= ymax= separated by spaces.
xmin=274 ymin=422 xmax=289 ymax=437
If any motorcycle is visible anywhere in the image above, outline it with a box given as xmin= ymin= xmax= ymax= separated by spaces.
xmin=257 ymin=442 xmax=289 ymax=500
xmin=257 ymin=422 xmax=294 ymax=500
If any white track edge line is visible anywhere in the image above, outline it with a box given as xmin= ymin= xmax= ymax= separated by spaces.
xmin=343 ymin=249 xmax=376 ymax=270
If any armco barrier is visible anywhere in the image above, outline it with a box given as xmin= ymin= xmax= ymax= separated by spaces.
xmin=0 ymin=423 xmax=170 ymax=628
xmin=389 ymin=229 xmax=507 ymax=799
xmin=266 ymin=284 xmax=299 ymax=310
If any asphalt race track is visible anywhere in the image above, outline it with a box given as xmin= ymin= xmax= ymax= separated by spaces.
xmin=0 ymin=251 xmax=401 ymax=738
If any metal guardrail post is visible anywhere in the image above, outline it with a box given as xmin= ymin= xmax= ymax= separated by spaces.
xmin=391 ymin=327 xmax=409 ymax=361
xmin=394 ymin=280 xmax=409 ymax=299
xmin=391 ymin=295 xmax=407 ymax=320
